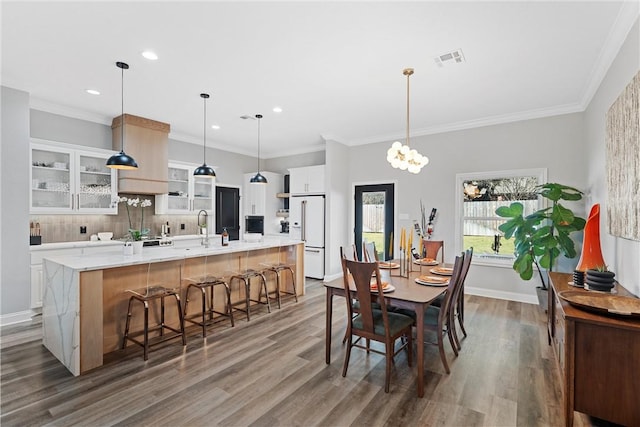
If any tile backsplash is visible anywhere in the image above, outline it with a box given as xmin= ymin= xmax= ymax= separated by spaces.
xmin=30 ymin=196 xmax=203 ymax=243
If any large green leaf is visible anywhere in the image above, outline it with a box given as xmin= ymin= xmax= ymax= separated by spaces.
xmin=514 ymin=252 xmax=534 ymax=280
xmin=557 ymin=232 xmax=577 ymax=258
xmin=496 ymin=203 xmax=523 ymax=218
xmin=551 ymin=203 xmax=575 ymax=226
xmin=498 ymin=217 xmax=522 ymax=239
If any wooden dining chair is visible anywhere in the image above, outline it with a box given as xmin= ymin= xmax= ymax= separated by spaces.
xmin=448 ymin=247 xmax=473 ymax=350
xmin=424 ymin=252 xmax=465 ymax=374
xmin=395 ymin=252 xmax=465 ymax=374
xmin=340 ymin=257 xmax=414 ymax=393
xmin=362 ymin=241 xmax=378 ymax=262
xmin=431 ymin=247 xmax=473 ymax=350
xmin=422 ymin=239 xmax=444 ymax=264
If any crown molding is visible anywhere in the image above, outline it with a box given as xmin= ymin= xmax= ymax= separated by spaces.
xmin=30 ymin=97 xmax=111 ymax=125
xmin=347 ymin=102 xmax=584 ymax=146
xmin=579 ymin=1 xmax=640 ymax=109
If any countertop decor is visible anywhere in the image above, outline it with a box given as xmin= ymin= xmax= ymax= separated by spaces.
xmin=115 ymin=196 xmax=152 ymax=241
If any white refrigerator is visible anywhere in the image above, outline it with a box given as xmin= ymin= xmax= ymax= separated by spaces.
xmin=290 ymin=195 xmax=325 ymax=279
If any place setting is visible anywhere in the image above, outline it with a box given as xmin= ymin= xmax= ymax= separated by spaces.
xmin=413 ymin=257 xmax=439 ymax=266
xmin=429 ymin=266 xmax=454 ymax=276
xmin=370 ymin=278 xmax=396 ymax=293
xmin=415 ymin=274 xmax=449 ymax=287
xmin=377 ymin=261 xmax=400 ymax=269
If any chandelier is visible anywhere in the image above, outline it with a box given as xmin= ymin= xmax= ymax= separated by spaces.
xmin=387 ymin=68 xmax=429 ymax=174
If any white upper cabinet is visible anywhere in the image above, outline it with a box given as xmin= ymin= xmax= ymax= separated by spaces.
xmin=289 ymin=165 xmax=325 ymax=195
xmin=30 ymin=140 xmax=118 ymax=214
xmin=155 ymin=162 xmax=215 ymax=214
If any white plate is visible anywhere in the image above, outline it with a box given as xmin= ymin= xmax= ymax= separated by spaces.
xmin=370 ymin=283 xmax=396 ymax=293
xmin=430 ymin=267 xmax=453 ymax=276
xmin=415 ymin=277 xmax=449 ymax=287
xmin=413 ymin=258 xmax=439 ymax=266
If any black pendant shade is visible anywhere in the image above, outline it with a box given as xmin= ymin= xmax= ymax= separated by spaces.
xmin=106 ymin=151 xmax=138 ymax=169
xmin=194 ymin=164 xmax=216 ymax=177
xmin=107 ymin=61 xmax=138 ymax=170
xmin=250 ymin=114 xmax=267 ymax=184
xmin=249 ymin=172 xmax=268 ymax=184
xmin=195 ymin=93 xmax=216 ymax=178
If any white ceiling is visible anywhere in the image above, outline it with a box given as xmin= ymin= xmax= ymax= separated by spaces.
xmin=2 ymin=1 xmax=637 ymax=158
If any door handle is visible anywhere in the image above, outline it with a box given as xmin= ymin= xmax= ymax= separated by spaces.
xmin=305 ymin=249 xmax=321 ymax=253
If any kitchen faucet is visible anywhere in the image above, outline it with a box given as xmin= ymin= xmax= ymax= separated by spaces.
xmin=197 ymin=209 xmax=210 ymax=247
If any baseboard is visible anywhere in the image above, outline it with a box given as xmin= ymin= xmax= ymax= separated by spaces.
xmin=465 ymin=286 xmax=538 ymax=305
xmin=0 ymin=310 xmax=36 ymax=327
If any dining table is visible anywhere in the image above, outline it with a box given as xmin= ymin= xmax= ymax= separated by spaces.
xmin=324 ymin=262 xmax=450 ymax=398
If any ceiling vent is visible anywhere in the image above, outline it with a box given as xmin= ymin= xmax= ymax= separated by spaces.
xmin=434 ymin=48 xmax=465 ymax=67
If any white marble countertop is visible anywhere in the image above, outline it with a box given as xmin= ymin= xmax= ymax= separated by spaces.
xmin=42 ymin=236 xmax=303 ymax=271
xmin=30 ymin=234 xmax=219 ymax=251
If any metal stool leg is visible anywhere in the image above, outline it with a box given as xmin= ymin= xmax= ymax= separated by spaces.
xmin=122 ymin=296 xmax=135 ymax=350
xmin=143 ymin=300 xmax=149 ymax=361
xmin=223 ymin=282 xmax=235 ymax=327
xmin=173 ymin=293 xmax=187 ymax=346
xmin=285 ymin=266 xmax=298 ymax=302
xmin=259 ymin=273 xmax=271 ymax=313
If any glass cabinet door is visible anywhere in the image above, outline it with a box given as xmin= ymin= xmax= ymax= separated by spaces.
xmin=193 ymin=176 xmax=214 ymax=211
xmin=31 ymin=147 xmax=72 ymax=211
xmin=77 ymin=153 xmax=116 ymax=211
xmin=167 ymin=166 xmax=190 ymax=212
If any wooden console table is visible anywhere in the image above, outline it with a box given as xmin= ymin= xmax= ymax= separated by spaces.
xmin=548 ymin=272 xmax=640 ymax=427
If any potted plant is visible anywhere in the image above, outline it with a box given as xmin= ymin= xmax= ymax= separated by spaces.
xmin=495 ymin=183 xmax=586 ymax=292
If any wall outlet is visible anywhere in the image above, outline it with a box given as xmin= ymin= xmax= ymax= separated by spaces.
xmin=80 ymin=226 xmax=87 ymax=234
xmin=180 ymin=223 xmax=185 ymax=230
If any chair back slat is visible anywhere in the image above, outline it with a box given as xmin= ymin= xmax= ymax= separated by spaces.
xmin=439 ymin=253 xmax=464 ymax=316
xmin=422 ymin=239 xmax=444 ymax=263
xmin=341 ymin=255 xmax=389 ymax=336
xmin=363 ymin=241 xmax=378 ymax=262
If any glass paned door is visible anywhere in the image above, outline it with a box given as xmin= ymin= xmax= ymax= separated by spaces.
xmin=354 ymin=184 xmax=394 ymax=261
xmin=31 ymin=148 xmax=72 ymax=210
xmin=193 ymin=177 xmax=214 ymax=211
xmin=78 ymin=154 xmax=114 ymax=210
xmin=167 ymin=166 xmax=190 ymax=211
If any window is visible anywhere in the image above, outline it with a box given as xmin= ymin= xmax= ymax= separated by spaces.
xmin=455 ymin=169 xmax=547 ymax=266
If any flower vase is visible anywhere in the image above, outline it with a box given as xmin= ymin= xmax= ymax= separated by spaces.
xmin=132 ymin=241 xmax=144 ymax=255
xmin=576 ymin=203 xmax=606 ymax=271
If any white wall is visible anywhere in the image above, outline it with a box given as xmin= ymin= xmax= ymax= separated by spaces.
xmin=264 ymin=151 xmax=326 ymax=175
xmin=1 ymin=87 xmax=31 ymax=318
xmin=584 ymin=18 xmax=640 ymax=296
xmin=347 ymin=113 xmax=585 ymax=303
xmin=325 ymin=140 xmax=350 ymax=281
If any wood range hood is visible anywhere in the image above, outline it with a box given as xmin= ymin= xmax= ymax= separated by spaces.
xmin=112 ymin=114 xmax=169 ymax=195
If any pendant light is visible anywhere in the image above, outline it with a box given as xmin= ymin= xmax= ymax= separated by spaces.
xmin=193 ymin=93 xmax=216 ymax=177
xmin=250 ymin=114 xmax=268 ymax=184
xmin=107 ymin=61 xmax=138 ymax=170
xmin=386 ymin=68 xmax=429 ymax=174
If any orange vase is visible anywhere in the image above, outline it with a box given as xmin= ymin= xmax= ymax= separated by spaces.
xmin=575 ymin=204 xmax=606 ymax=272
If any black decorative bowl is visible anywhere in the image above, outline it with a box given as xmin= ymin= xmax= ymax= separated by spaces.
xmin=573 ymin=270 xmax=585 ymax=287
xmin=585 ymin=269 xmax=616 ymax=292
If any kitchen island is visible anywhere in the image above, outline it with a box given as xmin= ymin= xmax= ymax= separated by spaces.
xmin=42 ymin=237 xmax=304 ymax=376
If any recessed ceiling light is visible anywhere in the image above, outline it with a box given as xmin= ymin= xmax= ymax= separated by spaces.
xmin=86 ymin=89 xmax=100 ymax=95
xmin=141 ymin=50 xmax=158 ymax=61
xmin=273 ymin=107 xmax=283 ymax=113
xmin=211 ymin=125 xmax=220 ymax=130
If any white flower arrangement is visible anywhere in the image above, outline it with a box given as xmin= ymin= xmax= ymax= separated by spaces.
xmin=113 ymin=196 xmax=152 ymax=241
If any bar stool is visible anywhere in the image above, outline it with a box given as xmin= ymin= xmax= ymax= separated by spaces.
xmin=182 ymin=256 xmax=235 ymax=338
xmin=229 ymin=251 xmax=271 ymax=321
xmin=261 ymin=247 xmax=298 ymax=309
xmin=122 ymin=263 xmax=186 ymax=361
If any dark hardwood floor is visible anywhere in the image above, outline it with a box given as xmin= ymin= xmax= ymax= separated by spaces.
xmin=1 ymin=279 xmax=593 ymax=426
